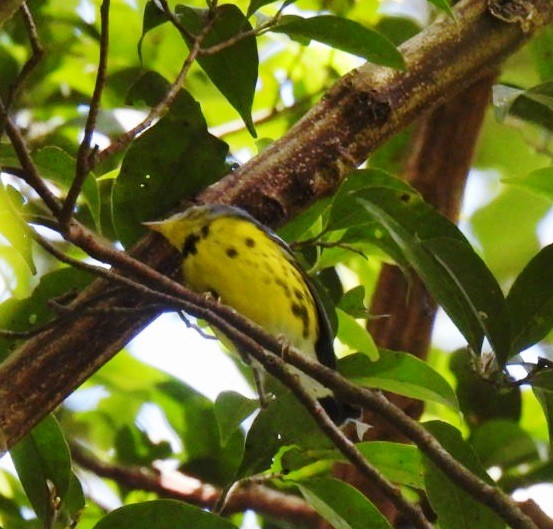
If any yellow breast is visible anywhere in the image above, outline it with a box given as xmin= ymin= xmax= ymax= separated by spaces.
xmin=181 ymin=217 xmax=319 ymax=357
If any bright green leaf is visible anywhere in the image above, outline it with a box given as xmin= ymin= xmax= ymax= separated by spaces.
xmin=503 ymin=167 xmax=553 ymax=202
xmin=11 ymin=415 xmax=72 ymax=523
xmin=336 ymin=308 xmax=378 ymax=360
xmin=298 ymin=477 xmax=392 ymax=529
xmin=356 ymin=441 xmax=424 ymax=489
xmin=272 ymin=15 xmax=405 ymax=69
xmin=93 ymin=499 xmax=238 ymax=529
xmin=340 ymin=351 xmax=459 ymax=410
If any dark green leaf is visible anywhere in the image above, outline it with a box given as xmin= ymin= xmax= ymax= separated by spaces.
xmin=297 ymin=477 xmax=392 ymax=529
xmin=356 ymin=182 xmax=509 ymax=363
xmin=214 ymin=391 xmax=259 ymax=446
xmin=469 ymin=420 xmax=538 ymax=469
xmin=272 ymin=15 xmax=405 ymax=69
xmin=154 ymin=379 xmax=244 ymax=486
xmin=326 ymin=168 xmax=414 ymax=233
xmin=524 ymin=82 xmax=553 ymax=110
xmin=176 ymin=4 xmax=258 ymax=136
xmin=239 ymin=391 xmax=331 ymax=477
xmin=11 ymin=415 xmax=71 ymax=523
xmin=336 ymin=308 xmax=378 ymax=360
xmin=340 ymin=351 xmax=458 ymax=410
xmin=112 ymin=72 xmax=228 ymax=246
xmin=423 ymin=421 xmax=505 ymax=529
xmin=506 ymin=244 xmax=553 ymax=354
xmin=450 ymin=350 xmax=521 ymax=427
xmin=338 ymin=285 xmax=368 ymax=318
xmin=503 ymin=167 xmax=553 ymax=201
xmin=93 ymin=499 xmax=238 ymax=529
xmin=34 ymin=146 xmax=100 ymax=228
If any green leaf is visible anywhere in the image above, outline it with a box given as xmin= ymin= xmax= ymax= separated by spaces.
xmin=532 ymin=377 xmax=553 ymax=447
xmin=336 ymin=308 xmax=378 ymax=361
xmin=469 ymin=419 xmax=538 ymax=469
xmin=138 ymin=1 xmax=169 ymax=62
xmin=246 ymin=0 xmax=297 ymax=18
xmin=339 ymin=351 xmax=459 ymax=410
xmin=34 ymin=146 xmax=100 ymax=229
xmin=297 ymin=477 xmax=392 ymax=529
xmin=425 ymin=0 xmax=455 ymax=17
xmin=272 ymin=15 xmax=405 ymax=69
xmin=506 ymin=244 xmax=553 ymax=354
xmin=214 ymin=391 xmax=258 ymax=446
xmin=0 ymin=267 xmax=93 ymax=361
xmin=93 ymin=499 xmax=238 ymax=529
xmin=10 ymin=415 xmax=72 ymax=523
xmin=530 ymin=25 xmax=553 ymax=81
xmin=112 ymin=72 xmax=228 ymax=247
xmin=423 ymin=421 xmax=505 ymax=529
xmin=503 ymin=167 xmax=553 ymax=202
xmin=0 ymin=183 xmax=35 ymax=274
xmin=338 ymin=285 xmax=368 ymax=319
xmin=176 ymin=4 xmax=258 ymax=136
xmin=355 ymin=441 xmax=424 ymax=489
xmin=523 ymin=82 xmax=553 ymax=110
xmin=449 ymin=350 xmax=521 ymax=426
xmin=154 ymin=380 xmax=244 ymax=486
xmin=239 ymin=391 xmax=331 ymax=477
xmin=356 ymin=182 xmax=510 ymax=363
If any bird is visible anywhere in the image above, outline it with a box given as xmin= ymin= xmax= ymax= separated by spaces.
xmin=145 ymin=204 xmax=358 ymax=424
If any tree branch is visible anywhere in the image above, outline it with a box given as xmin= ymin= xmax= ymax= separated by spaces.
xmin=71 ymin=443 xmax=320 ymax=527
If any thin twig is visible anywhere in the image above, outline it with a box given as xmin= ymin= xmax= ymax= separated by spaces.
xmin=249 ymin=347 xmax=434 ymax=529
xmin=157 ymin=0 xmax=195 ymax=41
xmin=4 ymin=3 xmax=44 ymax=110
xmin=0 ymin=97 xmax=62 ymax=216
xmin=60 ymin=0 xmax=111 ymax=227
xmin=276 ymin=348 xmax=539 ymax=529
xmin=93 ymin=7 xmax=217 ymax=167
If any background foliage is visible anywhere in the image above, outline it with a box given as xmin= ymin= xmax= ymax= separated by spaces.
xmin=0 ymin=0 xmax=552 ymax=528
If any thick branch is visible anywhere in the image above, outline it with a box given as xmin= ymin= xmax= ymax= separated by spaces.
xmin=71 ymin=443 xmax=319 ymax=527
xmin=0 ymin=0 xmax=552 ymax=454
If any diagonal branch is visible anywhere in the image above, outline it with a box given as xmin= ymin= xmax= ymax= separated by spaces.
xmin=0 ymin=0 xmax=551 ymax=499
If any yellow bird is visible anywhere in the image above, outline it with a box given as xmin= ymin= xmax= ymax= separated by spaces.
xmin=146 ymin=204 xmax=357 ymax=424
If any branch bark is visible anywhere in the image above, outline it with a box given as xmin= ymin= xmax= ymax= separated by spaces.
xmin=0 ymin=0 xmax=552 ymax=451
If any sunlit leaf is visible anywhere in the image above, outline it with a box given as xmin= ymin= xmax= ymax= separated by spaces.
xmin=297 ymin=477 xmax=392 ymax=529
xmin=336 ymin=308 xmax=378 ymax=360
xmin=93 ymin=500 xmax=238 ymax=529
xmin=340 ymin=351 xmax=459 ymax=410
xmin=272 ymin=15 xmax=405 ymax=69
xmin=11 ymin=415 xmax=72 ymax=523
